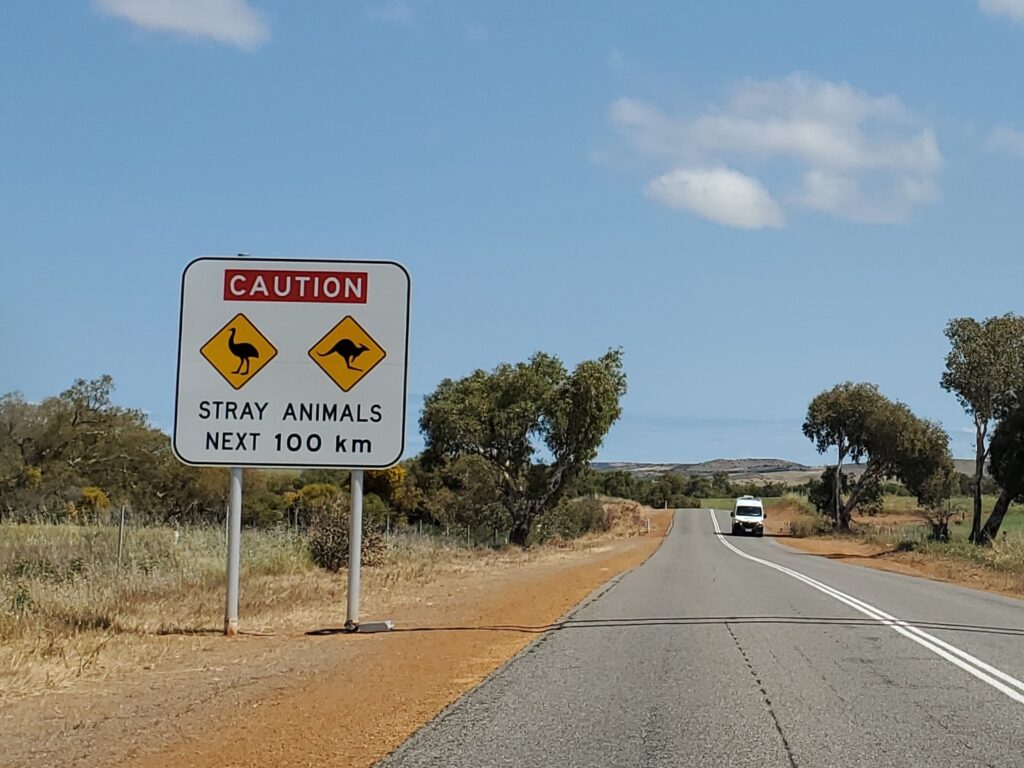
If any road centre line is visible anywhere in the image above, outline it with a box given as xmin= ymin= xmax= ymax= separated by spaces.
xmin=708 ymin=509 xmax=1024 ymax=705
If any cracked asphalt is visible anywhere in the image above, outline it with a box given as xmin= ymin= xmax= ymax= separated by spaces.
xmin=379 ymin=509 xmax=1024 ymax=767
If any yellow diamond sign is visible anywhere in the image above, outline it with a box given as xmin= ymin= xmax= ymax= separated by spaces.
xmin=200 ymin=313 xmax=278 ymax=390
xmin=309 ymin=316 xmax=386 ymax=392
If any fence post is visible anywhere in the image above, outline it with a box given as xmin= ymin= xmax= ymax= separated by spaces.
xmin=117 ymin=504 xmax=127 ymax=566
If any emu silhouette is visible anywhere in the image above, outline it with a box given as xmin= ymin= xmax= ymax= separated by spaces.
xmin=227 ymin=328 xmax=259 ymax=375
xmin=318 ymin=338 xmax=369 ymax=371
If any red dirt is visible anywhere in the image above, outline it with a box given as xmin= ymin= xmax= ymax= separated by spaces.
xmin=1 ymin=512 xmax=671 ymax=768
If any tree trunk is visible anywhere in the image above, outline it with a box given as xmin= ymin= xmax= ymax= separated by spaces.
xmin=969 ymin=426 xmax=986 ymax=543
xmin=834 ymin=446 xmax=846 ymax=530
xmin=508 ymin=510 xmax=533 ymax=546
xmin=840 ymin=463 xmax=883 ymax=532
xmin=978 ymin=489 xmax=1012 ymax=545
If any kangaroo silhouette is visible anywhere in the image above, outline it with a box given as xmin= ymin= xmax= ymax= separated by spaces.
xmin=319 ymin=338 xmax=369 ymax=371
xmin=227 ymin=328 xmax=259 ymax=375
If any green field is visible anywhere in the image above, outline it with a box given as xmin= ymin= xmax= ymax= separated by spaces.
xmin=699 ymin=495 xmax=1024 ymax=537
xmin=878 ymin=495 xmax=1024 ymax=538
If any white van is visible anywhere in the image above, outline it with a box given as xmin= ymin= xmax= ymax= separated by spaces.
xmin=730 ymin=496 xmax=765 ymax=537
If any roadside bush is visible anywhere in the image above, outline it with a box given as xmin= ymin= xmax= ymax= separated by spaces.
xmin=789 ymin=514 xmax=833 ymax=538
xmin=306 ymin=498 xmax=387 ymax=572
xmin=986 ymin=534 xmax=1024 ymax=572
xmin=362 ymin=493 xmax=390 ymax=530
xmin=535 ymin=497 xmax=611 ymax=541
xmin=920 ymin=502 xmax=965 ymax=542
xmin=883 ymin=482 xmax=911 ymax=497
xmin=778 ymin=493 xmax=815 ymax=515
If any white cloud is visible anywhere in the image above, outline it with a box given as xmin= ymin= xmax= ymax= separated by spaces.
xmin=645 ymin=168 xmax=784 ymax=230
xmin=610 ymin=73 xmax=942 ymax=227
xmin=95 ymin=0 xmax=268 ymax=50
xmin=979 ymin=0 xmax=1024 ymax=22
xmin=796 ymin=169 xmax=938 ymax=224
xmin=367 ymin=0 xmax=414 ymax=25
xmin=987 ymin=126 xmax=1024 ymax=157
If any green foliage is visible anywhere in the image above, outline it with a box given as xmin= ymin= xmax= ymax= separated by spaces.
xmin=990 ymin=409 xmax=1024 ymax=502
xmin=942 ymin=313 xmax=1024 ymax=540
xmin=298 ymin=468 xmax=350 ymax=487
xmin=942 ymin=314 xmax=1024 ymax=424
xmin=425 ymin=454 xmax=509 ymax=535
xmin=882 ymin=481 xmax=911 ymax=497
xmin=0 ymin=378 xmax=233 ymax=524
xmin=899 ymin=420 xmax=957 ymax=510
xmin=568 ymin=468 xmax=776 ymax=509
xmin=285 ymin=482 xmax=344 ymax=528
xmin=803 ymin=382 xmax=886 ymax=465
xmin=365 ymin=466 xmax=407 ymax=506
xmin=981 ymin=408 xmax=1024 ymax=543
xmin=921 ymin=500 xmax=965 ymax=542
xmin=362 ymin=493 xmax=390 ymax=529
xmin=535 ymin=497 xmax=611 ymax=541
xmin=808 ymin=468 xmax=849 ymax=516
xmin=803 ymin=382 xmax=955 ymax=530
xmin=289 ymin=483 xmax=342 ymax=512
xmin=711 ymin=472 xmax=732 ymax=497
xmin=958 ymin=472 xmax=998 ymax=496
xmin=420 ymin=350 xmax=626 ymax=544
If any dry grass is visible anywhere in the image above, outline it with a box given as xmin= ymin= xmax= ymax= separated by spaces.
xmin=857 ymin=523 xmax=1024 ymax=575
xmin=598 ymin=497 xmax=655 ymax=537
xmin=0 ymin=524 xmax=314 ymax=701
xmin=772 ymin=496 xmax=1024 ymax=598
xmin=752 ymin=495 xmax=828 ymax=538
xmin=0 ymin=510 xmax=652 ymax=703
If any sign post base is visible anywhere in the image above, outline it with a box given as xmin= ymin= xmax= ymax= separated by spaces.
xmin=356 ymin=620 xmax=394 ymax=634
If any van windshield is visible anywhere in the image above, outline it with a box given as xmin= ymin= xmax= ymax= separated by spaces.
xmin=736 ymin=506 xmax=763 ymax=517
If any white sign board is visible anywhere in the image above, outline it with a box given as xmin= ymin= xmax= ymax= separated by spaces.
xmin=173 ymin=257 xmax=410 ymax=468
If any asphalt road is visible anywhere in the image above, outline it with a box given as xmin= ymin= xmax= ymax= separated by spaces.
xmin=379 ymin=509 xmax=1024 ymax=767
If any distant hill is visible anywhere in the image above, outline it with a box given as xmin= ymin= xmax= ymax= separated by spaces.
xmin=591 ymin=458 xmax=824 ymax=485
xmin=954 ymin=458 xmax=979 ymax=476
xmin=591 ymin=456 xmax=979 ymax=486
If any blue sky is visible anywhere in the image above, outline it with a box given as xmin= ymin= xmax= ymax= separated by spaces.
xmin=2 ymin=0 xmax=1024 ymax=465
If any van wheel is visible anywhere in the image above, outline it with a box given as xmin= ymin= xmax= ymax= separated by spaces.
xmin=731 ymin=524 xmax=740 ymax=535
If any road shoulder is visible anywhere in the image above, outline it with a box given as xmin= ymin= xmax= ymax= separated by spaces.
xmin=763 ymin=505 xmax=1024 ymax=601
xmin=2 ymin=513 xmax=671 ymax=768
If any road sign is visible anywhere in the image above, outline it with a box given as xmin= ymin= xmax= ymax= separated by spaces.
xmin=200 ymin=313 xmax=278 ymax=390
xmin=309 ymin=315 xmax=387 ymax=392
xmin=174 ymin=257 xmax=410 ymax=468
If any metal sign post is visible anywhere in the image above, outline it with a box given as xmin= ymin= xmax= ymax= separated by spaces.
xmin=346 ymin=470 xmax=364 ymax=630
xmin=225 ymin=467 xmax=243 ymax=636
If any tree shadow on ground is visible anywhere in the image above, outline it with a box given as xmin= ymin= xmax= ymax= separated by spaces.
xmin=306 ymin=615 xmax=1024 ymax=638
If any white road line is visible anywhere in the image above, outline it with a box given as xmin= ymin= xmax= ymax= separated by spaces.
xmin=708 ymin=509 xmax=1024 ymax=705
